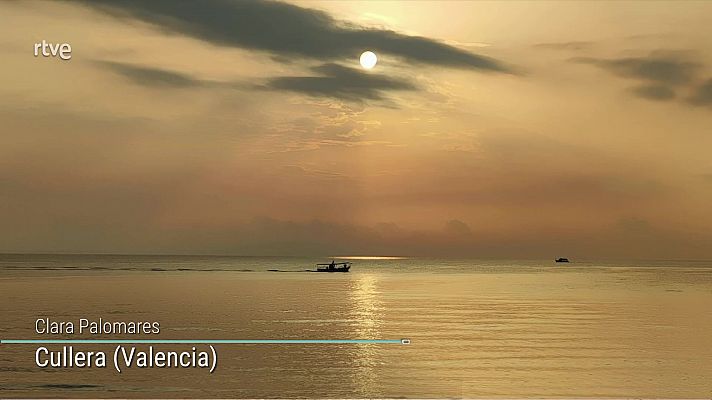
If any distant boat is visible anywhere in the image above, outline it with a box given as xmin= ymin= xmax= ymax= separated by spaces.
xmin=555 ymin=257 xmax=570 ymax=263
xmin=316 ymin=261 xmax=351 ymax=272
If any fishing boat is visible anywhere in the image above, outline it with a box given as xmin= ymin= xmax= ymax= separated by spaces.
xmin=555 ymin=257 xmax=570 ymax=263
xmin=316 ymin=261 xmax=351 ymax=272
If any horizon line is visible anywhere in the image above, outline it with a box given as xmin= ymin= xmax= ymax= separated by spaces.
xmin=0 ymin=252 xmax=711 ymax=263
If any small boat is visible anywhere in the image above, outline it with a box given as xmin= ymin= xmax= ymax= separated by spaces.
xmin=316 ymin=261 xmax=351 ymax=272
xmin=555 ymin=257 xmax=570 ymax=263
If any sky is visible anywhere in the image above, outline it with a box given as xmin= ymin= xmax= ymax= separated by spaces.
xmin=1 ymin=0 xmax=711 ymax=258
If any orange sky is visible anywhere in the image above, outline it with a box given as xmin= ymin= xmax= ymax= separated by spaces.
xmin=1 ymin=1 xmax=711 ymax=258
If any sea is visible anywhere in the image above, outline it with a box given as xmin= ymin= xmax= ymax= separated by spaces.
xmin=1 ymin=254 xmax=711 ymax=398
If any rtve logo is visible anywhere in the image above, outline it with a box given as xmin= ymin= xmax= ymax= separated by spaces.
xmin=33 ymin=40 xmax=72 ymax=60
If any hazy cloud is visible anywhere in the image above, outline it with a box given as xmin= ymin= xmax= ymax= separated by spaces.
xmin=98 ymin=61 xmax=205 ymax=88
xmin=615 ymin=216 xmax=653 ymax=235
xmin=535 ymin=41 xmax=594 ymax=51
xmin=443 ymin=219 xmax=473 ymax=237
xmin=97 ymin=60 xmax=415 ymax=101
xmin=263 ymin=63 xmax=417 ymax=101
xmin=575 ymin=54 xmax=701 ymax=85
xmin=574 ymin=52 xmax=712 ymax=106
xmin=689 ymin=78 xmax=712 ymax=106
xmin=77 ymin=0 xmax=509 ymax=72
xmin=631 ymin=84 xmax=676 ymax=101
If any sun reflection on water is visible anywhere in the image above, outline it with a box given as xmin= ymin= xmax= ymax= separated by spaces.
xmin=348 ymin=273 xmax=384 ymax=396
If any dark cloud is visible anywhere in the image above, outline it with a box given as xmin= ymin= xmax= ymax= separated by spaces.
xmin=631 ymin=84 xmax=676 ymax=101
xmin=98 ymin=61 xmax=261 ymax=92
xmin=688 ymin=78 xmax=712 ymax=106
xmin=574 ymin=54 xmax=701 ymax=85
xmin=77 ymin=0 xmax=508 ymax=72
xmin=263 ymin=63 xmax=417 ymax=101
xmin=99 ymin=61 xmax=205 ymax=88
xmin=97 ymin=60 xmax=414 ymax=101
xmin=573 ymin=52 xmax=712 ymax=106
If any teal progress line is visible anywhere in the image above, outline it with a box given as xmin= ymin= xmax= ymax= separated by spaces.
xmin=1 ymin=339 xmax=404 ymax=344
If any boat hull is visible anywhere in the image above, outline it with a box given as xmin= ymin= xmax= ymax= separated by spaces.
xmin=315 ymin=266 xmax=351 ymax=272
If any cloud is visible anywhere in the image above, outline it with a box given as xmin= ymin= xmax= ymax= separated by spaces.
xmin=98 ymin=61 xmax=205 ymax=88
xmin=443 ymin=219 xmax=473 ymax=237
xmin=263 ymin=63 xmax=417 ymax=101
xmin=535 ymin=41 xmax=594 ymax=51
xmin=688 ymin=78 xmax=712 ymax=106
xmin=574 ymin=52 xmax=712 ymax=107
xmin=631 ymin=84 xmax=676 ymax=101
xmin=97 ymin=61 xmax=256 ymax=92
xmin=574 ymin=53 xmax=701 ymax=85
xmin=76 ymin=0 xmax=508 ymax=72
xmin=262 ymin=101 xmax=389 ymax=151
xmin=97 ymin=60 xmax=414 ymax=101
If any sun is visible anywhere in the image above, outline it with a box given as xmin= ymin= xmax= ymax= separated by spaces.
xmin=359 ymin=51 xmax=378 ymax=69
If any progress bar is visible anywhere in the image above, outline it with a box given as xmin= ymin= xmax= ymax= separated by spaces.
xmin=1 ymin=339 xmax=410 ymax=345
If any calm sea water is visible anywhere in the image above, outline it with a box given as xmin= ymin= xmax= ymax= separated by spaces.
xmin=1 ymin=254 xmax=712 ymax=398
